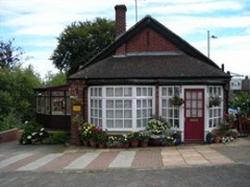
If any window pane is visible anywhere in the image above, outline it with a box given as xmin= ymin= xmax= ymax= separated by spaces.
xmin=174 ymin=87 xmax=180 ymax=96
xmin=192 ymin=100 xmax=197 ymax=108
xmin=174 ymin=109 xmax=179 ymax=118
xmin=106 ymin=88 xmax=113 ymax=96
xmin=136 ymin=88 xmax=141 ymax=96
xmin=115 ymin=120 xmax=123 ymax=128
xmin=142 ymin=109 xmax=147 ymax=117
xmin=162 ymin=99 xmax=167 ymax=107
xmin=168 ymin=109 xmax=173 ymax=118
xmin=115 ymin=88 xmax=123 ymax=96
xmin=137 ymin=100 xmax=141 ymax=108
xmin=192 ymin=92 xmax=197 ymax=99
xmin=148 ymin=109 xmax=152 ymax=117
xmin=106 ymin=100 xmax=113 ymax=108
xmin=98 ymin=88 xmax=102 ymax=96
xmin=162 ymin=109 xmax=167 ymax=117
xmin=137 ymin=110 xmax=141 ymax=118
xmin=198 ymin=101 xmax=202 ymax=108
xmin=124 ymin=88 xmax=132 ymax=96
xmin=162 ymin=88 xmax=167 ymax=96
xmin=124 ymin=100 xmax=132 ymax=108
xmin=168 ymin=87 xmax=173 ymax=96
xmin=107 ymin=120 xmax=114 ymax=128
xmin=142 ymin=88 xmax=147 ymax=96
xmin=106 ymin=110 xmax=113 ymax=118
xmin=148 ymin=88 xmax=152 ymax=96
xmin=209 ymin=119 xmax=212 ymax=128
xmin=137 ymin=119 xmax=141 ymax=128
xmin=174 ymin=119 xmax=179 ymax=128
xmin=124 ymin=110 xmax=132 ymax=118
xmin=115 ymin=100 xmax=123 ymax=108
xmin=198 ymin=92 xmax=202 ymax=99
xmin=115 ymin=110 xmax=123 ymax=118
xmin=148 ymin=100 xmax=152 ymax=107
xmin=198 ymin=109 xmax=202 ymax=117
xmin=186 ymin=91 xmax=191 ymax=99
xmin=143 ymin=100 xmax=147 ymax=108
xmin=143 ymin=119 xmax=148 ymax=127
xmin=124 ymin=120 xmax=132 ymax=128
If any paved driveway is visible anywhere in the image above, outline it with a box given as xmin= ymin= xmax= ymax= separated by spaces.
xmin=0 ymin=137 xmax=249 ymax=172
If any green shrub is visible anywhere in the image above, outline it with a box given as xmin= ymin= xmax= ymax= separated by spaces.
xmin=44 ymin=131 xmax=70 ymax=144
xmin=0 ymin=112 xmax=22 ymax=132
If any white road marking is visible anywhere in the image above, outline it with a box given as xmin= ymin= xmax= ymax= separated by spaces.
xmin=109 ymin=151 xmax=136 ymax=168
xmin=17 ymin=153 xmax=63 ymax=171
xmin=64 ymin=152 xmax=101 ymax=170
xmin=0 ymin=153 xmax=33 ymax=169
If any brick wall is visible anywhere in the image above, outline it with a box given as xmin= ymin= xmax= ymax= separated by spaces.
xmin=116 ymin=28 xmax=178 ymax=55
xmin=0 ymin=128 xmax=21 ymax=143
xmin=68 ymin=79 xmax=87 ymax=145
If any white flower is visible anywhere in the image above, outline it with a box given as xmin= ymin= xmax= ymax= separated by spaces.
xmin=40 ymin=128 xmax=45 ymax=131
xmin=32 ymin=132 xmax=37 ymax=136
xmin=27 ymin=136 xmax=32 ymax=139
xmin=39 ymin=133 xmax=43 ymax=136
xmin=24 ymin=121 xmax=29 ymax=124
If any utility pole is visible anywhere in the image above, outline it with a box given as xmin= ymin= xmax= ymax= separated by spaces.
xmin=135 ymin=0 xmax=138 ymax=23
xmin=207 ymin=30 xmax=218 ymax=58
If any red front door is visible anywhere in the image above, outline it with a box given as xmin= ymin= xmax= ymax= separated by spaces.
xmin=184 ymin=89 xmax=204 ymax=142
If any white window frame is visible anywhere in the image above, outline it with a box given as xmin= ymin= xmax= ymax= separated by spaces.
xmin=159 ymin=86 xmax=182 ymax=130
xmin=207 ymin=86 xmax=224 ymax=129
xmin=88 ymin=86 xmax=155 ymax=131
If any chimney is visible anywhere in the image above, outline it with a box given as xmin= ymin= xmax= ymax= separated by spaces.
xmin=115 ymin=5 xmax=127 ymax=37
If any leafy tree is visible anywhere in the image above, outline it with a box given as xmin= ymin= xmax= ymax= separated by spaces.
xmin=0 ymin=66 xmax=41 ymax=124
xmin=44 ymin=71 xmax=67 ymax=86
xmin=230 ymin=92 xmax=250 ymax=117
xmin=0 ymin=39 xmax=24 ymax=69
xmin=50 ymin=18 xmax=115 ymax=75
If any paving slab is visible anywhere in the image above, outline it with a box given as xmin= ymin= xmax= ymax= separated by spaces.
xmin=109 ymin=151 xmax=136 ymax=168
xmin=0 ymin=153 xmax=33 ymax=169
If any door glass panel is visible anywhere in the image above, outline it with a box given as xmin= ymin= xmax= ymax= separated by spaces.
xmin=186 ymin=109 xmax=190 ymax=117
xmin=186 ymin=91 xmax=191 ymax=99
xmin=198 ymin=101 xmax=202 ymax=108
xmin=192 ymin=92 xmax=197 ymax=99
xmin=198 ymin=109 xmax=202 ymax=117
xmin=192 ymin=109 xmax=197 ymax=117
xmin=198 ymin=92 xmax=202 ymax=99
xmin=186 ymin=100 xmax=191 ymax=108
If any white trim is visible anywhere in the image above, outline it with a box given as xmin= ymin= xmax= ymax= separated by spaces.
xmin=88 ymin=85 xmax=155 ymax=132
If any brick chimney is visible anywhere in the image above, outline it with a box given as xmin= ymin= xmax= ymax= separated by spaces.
xmin=115 ymin=5 xmax=127 ymax=37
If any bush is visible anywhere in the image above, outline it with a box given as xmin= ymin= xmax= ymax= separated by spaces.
xmin=0 ymin=112 xmax=22 ymax=132
xmin=20 ymin=121 xmax=48 ymax=145
xmin=43 ymin=131 xmax=70 ymax=144
xmin=230 ymin=92 xmax=250 ymax=117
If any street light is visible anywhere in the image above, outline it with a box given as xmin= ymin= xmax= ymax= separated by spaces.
xmin=207 ymin=30 xmax=218 ymax=58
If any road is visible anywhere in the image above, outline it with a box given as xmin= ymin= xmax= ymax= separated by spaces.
xmin=0 ymin=164 xmax=249 ymax=187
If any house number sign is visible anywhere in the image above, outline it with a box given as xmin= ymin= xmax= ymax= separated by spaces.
xmin=73 ymin=105 xmax=81 ymax=112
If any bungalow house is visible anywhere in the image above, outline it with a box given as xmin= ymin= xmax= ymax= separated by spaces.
xmin=35 ymin=5 xmax=231 ymax=144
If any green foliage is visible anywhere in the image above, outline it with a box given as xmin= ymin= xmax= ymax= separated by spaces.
xmin=0 ymin=112 xmax=22 ymax=132
xmin=0 ymin=66 xmax=41 ymax=124
xmin=20 ymin=121 xmax=44 ymax=144
xmin=50 ymin=18 xmax=115 ymax=75
xmin=0 ymin=39 xmax=23 ymax=69
xmin=209 ymin=96 xmax=221 ymax=107
xmin=147 ymin=118 xmax=171 ymax=135
xmin=169 ymin=96 xmax=184 ymax=106
xmin=44 ymin=71 xmax=67 ymax=86
xmin=44 ymin=131 xmax=70 ymax=144
xmin=230 ymin=92 xmax=250 ymax=117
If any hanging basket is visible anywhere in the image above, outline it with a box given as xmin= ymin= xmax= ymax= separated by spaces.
xmin=169 ymin=96 xmax=184 ymax=107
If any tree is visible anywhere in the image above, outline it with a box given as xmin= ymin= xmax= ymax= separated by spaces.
xmin=44 ymin=71 xmax=67 ymax=86
xmin=0 ymin=66 xmax=41 ymax=122
xmin=0 ymin=39 xmax=24 ymax=69
xmin=50 ymin=18 xmax=115 ymax=76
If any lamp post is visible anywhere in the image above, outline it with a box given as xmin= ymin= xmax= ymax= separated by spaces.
xmin=207 ymin=30 xmax=217 ymax=58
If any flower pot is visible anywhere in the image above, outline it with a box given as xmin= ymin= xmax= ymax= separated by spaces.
xmin=122 ymin=143 xmax=129 ymax=148
xmin=140 ymin=141 xmax=148 ymax=147
xmin=82 ymin=140 xmax=89 ymax=146
xmin=214 ymin=136 xmax=221 ymax=143
xmin=98 ymin=143 xmax=105 ymax=148
xmin=130 ymin=140 xmax=139 ymax=148
xmin=149 ymin=138 xmax=162 ymax=146
xmin=89 ymin=140 xmax=97 ymax=147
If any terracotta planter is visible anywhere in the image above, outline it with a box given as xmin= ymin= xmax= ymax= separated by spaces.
xmin=149 ymin=138 xmax=162 ymax=146
xmin=140 ymin=141 xmax=148 ymax=147
xmin=82 ymin=140 xmax=89 ymax=146
xmin=214 ymin=136 xmax=221 ymax=143
xmin=98 ymin=143 xmax=105 ymax=148
xmin=89 ymin=140 xmax=97 ymax=147
xmin=130 ymin=140 xmax=139 ymax=148
xmin=122 ymin=143 xmax=129 ymax=148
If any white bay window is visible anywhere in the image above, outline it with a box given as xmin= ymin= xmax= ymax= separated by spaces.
xmin=89 ymin=86 xmax=155 ymax=131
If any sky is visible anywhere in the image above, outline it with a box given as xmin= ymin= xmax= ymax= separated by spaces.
xmin=0 ymin=0 xmax=250 ymax=79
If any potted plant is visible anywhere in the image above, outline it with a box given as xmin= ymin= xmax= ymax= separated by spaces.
xmin=120 ymin=134 xmax=129 ymax=148
xmin=209 ymin=96 xmax=221 ymax=107
xmin=79 ymin=122 xmax=95 ymax=146
xmin=172 ymin=131 xmax=182 ymax=145
xmin=138 ymin=131 xmax=150 ymax=147
xmin=95 ymin=128 xmax=107 ymax=148
xmin=128 ymin=132 xmax=140 ymax=148
xmin=169 ymin=96 xmax=184 ymax=107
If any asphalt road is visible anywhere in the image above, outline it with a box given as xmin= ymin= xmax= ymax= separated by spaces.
xmin=0 ymin=164 xmax=249 ymax=187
